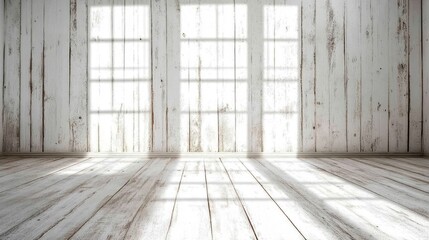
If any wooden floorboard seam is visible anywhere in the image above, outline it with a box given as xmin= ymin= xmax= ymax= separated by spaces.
xmin=65 ymin=158 xmax=152 ymax=240
xmin=238 ymin=158 xmax=308 ymax=240
xmin=218 ymin=158 xmax=259 ymax=240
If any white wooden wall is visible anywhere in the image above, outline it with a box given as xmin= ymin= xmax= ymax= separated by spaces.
xmin=1 ymin=0 xmax=424 ymax=153
xmin=424 ymin=0 xmax=429 ymax=155
xmin=0 ymin=0 xmax=3 ymax=153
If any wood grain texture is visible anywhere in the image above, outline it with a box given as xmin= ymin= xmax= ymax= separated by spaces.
xmin=3 ymin=0 xmax=21 ymax=152
xmin=408 ymin=0 xmax=422 ymax=153
xmin=43 ymin=0 xmax=70 ymax=151
xmin=1 ymin=0 xmax=423 ymax=153
xmin=345 ymin=0 xmax=361 ymax=152
xmin=0 ymin=157 xmax=429 ymax=239
xmin=70 ymin=0 xmax=89 ymax=152
xmin=388 ymin=0 xmax=409 ymax=152
xmin=20 ymin=0 xmax=32 ymax=152
xmin=424 ymin=0 xmax=429 ymax=155
xmin=0 ymin=0 xmax=4 ymax=153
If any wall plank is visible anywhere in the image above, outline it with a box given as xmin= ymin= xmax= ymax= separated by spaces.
xmin=424 ymin=0 xmax=429 ymax=154
xmin=0 ymin=0 xmax=4 ymax=152
xmin=301 ymin=0 xmax=316 ymax=152
xmin=360 ymin=0 xmax=373 ymax=152
xmin=372 ymin=0 xmax=389 ymax=152
xmin=70 ymin=0 xmax=88 ymax=152
xmin=388 ymin=0 xmax=409 ymax=152
xmin=3 ymin=0 xmax=21 ymax=152
xmin=152 ymin=0 xmax=167 ymax=152
xmin=235 ymin=1 xmax=248 ymax=152
xmin=1 ymin=0 xmax=423 ymax=153
xmin=345 ymin=0 xmax=361 ymax=152
xmin=166 ymin=0 xmax=187 ymax=152
xmin=408 ymin=0 xmax=422 ymax=152
xmin=315 ymin=0 xmax=346 ymax=152
xmin=43 ymin=0 xmax=70 ymax=152
xmin=30 ymin=0 xmax=45 ymax=152
xmin=20 ymin=0 xmax=32 ymax=152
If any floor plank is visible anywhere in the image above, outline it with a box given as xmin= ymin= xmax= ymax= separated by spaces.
xmin=240 ymin=158 xmax=355 ymax=240
xmin=165 ymin=159 xmax=212 ymax=240
xmin=0 ymin=157 xmax=428 ymax=239
xmin=69 ymin=159 xmax=171 ymax=240
xmin=205 ymin=159 xmax=256 ymax=240
xmin=124 ymin=159 xmax=186 ymax=240
xmin=2 ymin=158 xmax=148 ymax=240
xmin=0 ymin=157 xmax=91 ymax=192
xmin=0 ymin=158 xmax=128 ymax=235
xmin=221 ymin=158 xmax=305 ymax=240
xmin=306 ymin=157 xmax=429 ymax=217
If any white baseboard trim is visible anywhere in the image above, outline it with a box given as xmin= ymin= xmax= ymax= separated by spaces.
xmin=0 ymin=152 xmax=424 ymax=158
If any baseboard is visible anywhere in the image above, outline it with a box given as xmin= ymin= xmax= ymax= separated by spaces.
xmin=0 ymin=152 xmax=424 ymax=158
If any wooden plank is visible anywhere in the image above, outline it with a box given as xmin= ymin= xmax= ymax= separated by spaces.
xmin=3 ymin=160 xmax=144 ymax=239
xmin=388 ymin=0 xmax=409 ymax=152
xmin=68 ymin=159 xmax=169 ymax=239
xmin=20 ymin=0 xmax=32 ymax=152
xmin=111 ymin=0 xmax=126 ymax=152
xmin=124 ymin=159 xmax=186 ymax=240
xmin=360 ymin=0 xmax=373 ymax=152
xmin=235 ymin=1 xmax=248 ymax=152
xmin=262 ymin=0 xmax=276 ymax=152
xmin=167 ymin=0 xmax=188 ymax=152
xmin=241 ymin=158 xmax=367 ymax=239
xmin=0 ymin=158 xmax=107 ymax=204
xmin=70 ymin=0 xmax=89 ymax=152
xmin=423 ymin=0 xmax=429 ymax=154
xmin=0 ymin=158 xmax=58 ymax=177
xmin=185 ymin=3 xmax=202 ymax=152
xmin=315 ymin=0 xmax=331 ymax=152
xmin=89 ymin=0 xmax=114 ymax=152
xmin=217 ymin=2 xmax=236 ymax=152
xmin=0 ymin=158 xmax=92 ymax=193
xmin=353 ymin=157 xmax=429 ymax=183
xmin=221 ymin=158 xmax=304 ymax=239
xmin=199 ymin=4 xmax=219 ymax=152
xmin=304 ymin=158 xmax=429 ymax=218
xmin=138 ymin=0 xmax=153 ymax=152
xmin=166 ymin=159 xmax=212 ymax=240
xmin=261 ymin=157 xmax=429 ymax=239
xmin=152 ymin=0 xmax=167 ymax=152
xmin=372 ymin=0 xmax=389 ymax=152
xmin=265 ymin=0 xmax=301 ymax=152
xmin=248 ymin=0 xmax=263 ymax=152
xmin=0 ymin=0 xmax=4 ymax=152
xmin=0 ymin=157 xmax=132 ymax=235
xmin=43 ymin=0 xmax=70 ymax=151
xmin=30 ymin=0 xmax=45 ymax=152
xmin=345 ymin=0 xmax=361 ymax=152
xmin=205 ymin=159 xmax=256 ymax=240
xmin=1 ymin=158 xmax=149 ymax=239
xmin=284 ymin=0 xmax=301 ymax=152
xmin=3 ymin=0 xmax=21 ymax=152
xmin=408 ymin=0 xmax=422 ymax=152
xmin=301 ymin=0 xmax=316 ymax=152
xmin=327 ymin=0 xmax=346 ymax=152
xmin=393 ymin=157 xmax=429 ymax=168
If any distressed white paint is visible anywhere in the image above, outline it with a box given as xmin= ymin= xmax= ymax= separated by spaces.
xmin=1 ymin=0 xmax=424 ymax=153
xmin=3 ymin=0 xmax=21 ymax=152
xmin=0 ymin=0 xmax=4 ymax=152
xmin=408 ymin=0 xmax=422 ymax=153
xmin=43 ymin=0 xmax=70 ymax=152
xmin=424 ymin=0 xmax=429 ymax=155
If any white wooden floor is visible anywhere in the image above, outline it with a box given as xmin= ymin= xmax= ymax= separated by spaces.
xmin=0 ymin=156 xmax=428 ymax=240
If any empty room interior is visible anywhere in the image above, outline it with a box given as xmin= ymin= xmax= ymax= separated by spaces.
xmin=0 ymin=0 xmax=429 ymax=239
